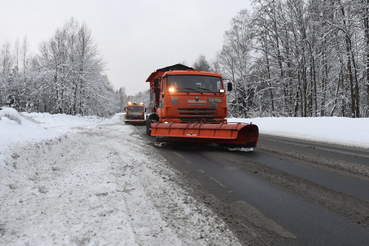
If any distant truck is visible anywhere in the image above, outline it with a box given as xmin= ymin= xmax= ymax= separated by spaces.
xmin=124 ymin=101 xmax=146 ymax=124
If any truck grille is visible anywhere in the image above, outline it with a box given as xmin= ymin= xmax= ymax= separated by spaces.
xmin=177 ymin=108 xmax=215 ymax=117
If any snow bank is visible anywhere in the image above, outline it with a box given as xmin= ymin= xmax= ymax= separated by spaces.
xmin=0 ymin=111 xmax=121 ymax=166
xmin=22 ymin=112 xmax=120 ymax=131
xmin=228 ymin=117 xmax=369 ymax=149
xmin=0 ymin=107 xmax=22 ymax=124
xmin=0 ymin=114 xmax=58 ymax=166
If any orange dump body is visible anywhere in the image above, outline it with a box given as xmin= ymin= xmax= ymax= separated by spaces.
xmin=146 ymin=64 xmax=258 ymax=148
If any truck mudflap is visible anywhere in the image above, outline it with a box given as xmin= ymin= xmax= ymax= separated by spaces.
xmin=150 ymin=122 xmax=259 ymax=148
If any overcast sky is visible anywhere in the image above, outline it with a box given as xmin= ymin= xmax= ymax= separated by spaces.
xmin=1 ymin=0 xmax=252 ymax=95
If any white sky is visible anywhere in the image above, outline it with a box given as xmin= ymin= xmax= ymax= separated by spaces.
xmin=1 ymin=0 xmax=252 ymax=95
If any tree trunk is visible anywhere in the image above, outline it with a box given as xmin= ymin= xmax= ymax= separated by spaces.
xmin=364 ymin=0 xmax=369 ymax=116
xmin=339 ymin=1 xmax=357 ymax=117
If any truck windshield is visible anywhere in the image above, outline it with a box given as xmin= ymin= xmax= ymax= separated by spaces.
xmin=167 ymin=75 xmax=223 ymax=93
xmin=127 ymin=106 xmax=144 ymax=111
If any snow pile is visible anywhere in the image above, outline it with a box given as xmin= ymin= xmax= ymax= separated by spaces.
xmin=1 ymin=111 xmax=59 ymax=166
xmin=0 ymin=108 xmax=22 ymax=125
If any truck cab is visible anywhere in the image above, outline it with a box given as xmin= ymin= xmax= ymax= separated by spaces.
xmin=155 ymin=70 xmax=229 ymax=123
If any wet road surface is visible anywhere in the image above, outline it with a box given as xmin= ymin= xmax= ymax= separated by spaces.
xmin=136 ymin=126 xmax=369 ymax=245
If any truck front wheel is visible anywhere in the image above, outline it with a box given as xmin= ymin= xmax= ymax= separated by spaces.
xmin=146 ymin=119 xmax=152 ymax=136
xmin=146 ymin=114 xmax=159 ymax=136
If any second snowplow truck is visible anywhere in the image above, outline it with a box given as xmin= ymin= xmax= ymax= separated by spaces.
xmin=145 ymin=64 xmax=258 ymax=149
xmin=124 ymin=101 xmax=146 ymax=124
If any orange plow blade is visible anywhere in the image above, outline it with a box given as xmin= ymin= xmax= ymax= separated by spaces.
xmin=151 ymin=122 xmax=259 ymax=148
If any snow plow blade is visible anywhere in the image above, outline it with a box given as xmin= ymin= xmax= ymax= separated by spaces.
xmin=125 ymin=119 xmax=146 ymax=125
xmin=151 ymin=122 xmax=258 ymax=148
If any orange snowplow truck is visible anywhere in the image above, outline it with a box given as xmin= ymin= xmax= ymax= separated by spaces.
xmin=124 ymin=101 xmax=146 ymax=124
xmin=145 ymin=64 xmax=259 ymax=149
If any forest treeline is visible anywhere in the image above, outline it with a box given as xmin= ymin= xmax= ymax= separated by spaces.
xmin=213 ymin=0 xmax=369 ymax=118
xmin=0 ymin=18 xmax=122 ymax=117
xmin=1 ymin=0 xmax=369 ymax=118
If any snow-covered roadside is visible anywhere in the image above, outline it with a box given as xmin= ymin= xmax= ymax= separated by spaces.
xmin=0 ymin=110 xmax=241 ymax=245
xmin=0 ymin=108 xmax=119 ymax=165
xmin=1 ymin=108 xmax=369 ymax=245
xmin=229 ymin=117 xmax=369 ymax=149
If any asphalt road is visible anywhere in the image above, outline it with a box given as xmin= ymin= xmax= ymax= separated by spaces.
xmin=135 ymin=125 xmax=369 ymax=246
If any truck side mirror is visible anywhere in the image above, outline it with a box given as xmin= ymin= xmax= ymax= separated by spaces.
xmin=145 ymin=108 xmax=147 ymax=112
xmin=124 ymin=107 xmax=127 ymax=111
xmin=227 ymin=82 xmax=232 ymax=92
xmin=154 ymin=78 xmax=160 ymax=94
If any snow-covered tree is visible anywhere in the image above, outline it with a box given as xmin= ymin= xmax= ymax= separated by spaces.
xmin=0 ymin=18 xmax=119 ymax=117
xmin=193 ymin=54 xmax=211 ymax=72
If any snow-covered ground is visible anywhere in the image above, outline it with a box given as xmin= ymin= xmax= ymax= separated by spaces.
xmin=228 ymin=116 xmax=369 ymax=149
xmin=1 ymin=107 xmax=368 ymax=245
xmin=1 ymin=108 xmax=242 ymax=246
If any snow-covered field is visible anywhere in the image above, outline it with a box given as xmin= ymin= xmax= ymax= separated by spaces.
xmin=1 ymin=107 xmax=368 ymax=245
